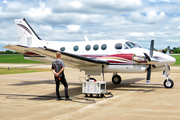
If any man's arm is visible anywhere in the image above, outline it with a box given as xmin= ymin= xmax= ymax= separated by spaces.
xmin=51 ymin=69 xmax=56 ymax=74
xmin=57 ymin=67 xmax=65 ymax=76
xmin=51 ymin=64 xmax=59 ymax=77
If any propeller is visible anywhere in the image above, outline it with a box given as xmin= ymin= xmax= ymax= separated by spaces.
xmin=144 ymin=40 xmax=154 ymax=84
xmin=166 ymin=46 xmax=170 ymax=55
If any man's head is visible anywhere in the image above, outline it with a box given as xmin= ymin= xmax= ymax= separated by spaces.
xmin=56 ymin=52 xmax=61 ymax=58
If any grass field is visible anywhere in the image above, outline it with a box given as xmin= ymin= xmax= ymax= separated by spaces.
xmin=171 ymin=55 xmax=180 ymax=66
xmin=0 ymin=68 xmax=49 ymax=75
xmin=0 ymin=54 xmax=42 ymax=63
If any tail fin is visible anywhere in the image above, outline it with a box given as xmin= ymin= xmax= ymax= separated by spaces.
xmin=14 ymin=18 xmax=41 ymax=47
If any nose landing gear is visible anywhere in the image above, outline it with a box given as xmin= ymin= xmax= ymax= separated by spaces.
xmin=163 ymin=64 xmax=174 ymax=88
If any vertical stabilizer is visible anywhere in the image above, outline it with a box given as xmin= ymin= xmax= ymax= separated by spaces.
xmin=14 ymin=18 xmax=41 ymax=47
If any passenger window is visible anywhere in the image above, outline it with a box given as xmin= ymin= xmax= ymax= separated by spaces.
xmin=101 ymin=44 xmax=107 ymax=50
xmin=93 ymin=44 xmax=99 ymax=51
xmin=115 ymin=43 xmax=122 ymax=49
xmin=73 ymin=45 xmax=79 ymax=52
xmin=60 ymin=47 xmax=65 ymax=51
xmin=85 ymin=45 xmax=91 ymax=51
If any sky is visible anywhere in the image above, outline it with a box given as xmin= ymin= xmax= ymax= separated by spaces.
xmin=0 ymin=0 xmax=180 ymax=51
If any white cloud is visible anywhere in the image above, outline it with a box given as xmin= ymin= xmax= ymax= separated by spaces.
xmin=66 ymin=25 xmax=81 ymax=33
xmin=147 ymin=32 xmax=155 ymax=37
xmin=128 ymin=32 xmax=144 ymax=37
xmin=177 ymin=26 xmax=180 ymax=29
xmin=69 ymin=1 xmax=82 ymax=8
xmin=28 ymin=2 xmax=51 ymax=19
xmin=3 ymin=0 xmax=7 ymax=4
xmin=39 ymin=25 xmax=52 ymax=31
xmin=149 ymin=0 xmax=172 ymax=2
xmin=128 ymin=11 xmax=167 ymax=24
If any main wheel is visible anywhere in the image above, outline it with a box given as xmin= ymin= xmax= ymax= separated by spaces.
xmin=164 ymin=79 xmax=174 ymax=88
xmin=112 ymin=75 xmax=121 ymax=84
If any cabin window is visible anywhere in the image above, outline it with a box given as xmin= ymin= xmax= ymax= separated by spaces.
xmin=60 ymin=47 xmax=65 ymax=51
xmin=85 ymin=45 xmax=91 ymax=51
xmin=93 ymin=44 xmax=99 ymax=51
xmin=73 ymin=45 xmax=79 ymax=52
xmin=101 ymin=44 xmax=107 ymax=50
xmin=115 ymin=43 xmax=122 ymax=49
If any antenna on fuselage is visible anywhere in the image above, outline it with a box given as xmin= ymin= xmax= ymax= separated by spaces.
xmin=84 ymin=36 xmax=89 ymax=42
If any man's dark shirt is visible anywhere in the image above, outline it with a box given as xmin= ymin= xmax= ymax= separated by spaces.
xmin=52 ymin=59 xmax=65 ymax=77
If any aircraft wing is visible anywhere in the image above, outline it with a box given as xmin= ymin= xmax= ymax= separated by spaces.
xmin=4 ymin=45 xmax=109 ymax=68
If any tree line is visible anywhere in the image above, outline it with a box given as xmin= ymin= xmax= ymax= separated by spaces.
xmin=0 ymin=50 xmax=20 ymax=54
xmin=172 ymin=47 xmax=180 ymax=53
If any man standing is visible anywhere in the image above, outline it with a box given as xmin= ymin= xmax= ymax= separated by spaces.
xmin=51 ymin=52 xmax=71 ymax=101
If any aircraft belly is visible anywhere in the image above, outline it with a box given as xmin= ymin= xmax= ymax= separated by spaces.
xmin=79 ymin=64 xmax=147 ymax=73
xmin=105 ymin=65 xmax=147 ymax=73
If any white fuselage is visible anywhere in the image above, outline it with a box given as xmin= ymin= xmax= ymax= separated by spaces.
xmin=26 ymin=39 xmax=176 ymax=75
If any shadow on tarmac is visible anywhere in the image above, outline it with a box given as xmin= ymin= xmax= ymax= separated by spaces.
xmin=2 ymin=78 xmax=164 ymax=102
xmin=8 ymin=80 xmax=82 ymax=86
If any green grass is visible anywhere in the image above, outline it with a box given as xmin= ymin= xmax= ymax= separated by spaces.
xmin=171 ymin=55 xmax=180 ymax=66
xmin=0 ymin=68 xmax=49 ymax=75
xmin=0 ymin=55 xmax=43 ymax=63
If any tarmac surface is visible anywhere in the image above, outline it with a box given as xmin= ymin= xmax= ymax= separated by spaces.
xmin=0 ymin=64 xmax=180 ymax=120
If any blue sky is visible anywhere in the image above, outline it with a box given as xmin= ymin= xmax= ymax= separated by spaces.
xmin=0 ymin=0 xmax=180 ymax=51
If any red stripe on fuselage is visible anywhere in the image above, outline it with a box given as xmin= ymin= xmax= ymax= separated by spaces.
xmin=105 ymin=54 xmax=134 ymax=60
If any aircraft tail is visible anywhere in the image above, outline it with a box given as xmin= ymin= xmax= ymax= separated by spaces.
xmin=14 ymin=18 xmax=41 ymax=47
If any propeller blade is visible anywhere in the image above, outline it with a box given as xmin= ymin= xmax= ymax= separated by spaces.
xmin=143 ymin=53 xmax=151 ymax=61
xmin=150 ymin=40 xmax=154 ymax=57
xmin=146 ymin=40 xmax=154 ymax=84
xmin=146 ymin=65 xmax=151 ymax=84
xmin=166 ymin=46 xmax=170 ymax=55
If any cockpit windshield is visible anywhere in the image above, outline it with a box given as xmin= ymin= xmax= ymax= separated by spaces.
xmin=125 ymin=42 xmax=141 ymax=49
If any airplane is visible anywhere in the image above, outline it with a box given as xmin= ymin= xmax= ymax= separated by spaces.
xmin=4 ymin=18 xmax=176 ymax=88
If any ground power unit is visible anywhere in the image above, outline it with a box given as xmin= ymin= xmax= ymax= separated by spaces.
xmin=82 ymin=81 xmax=106 ymax=97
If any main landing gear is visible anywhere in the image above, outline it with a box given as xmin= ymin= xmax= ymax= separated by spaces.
xmin=112 ymin=74 xmax=121 ymax=84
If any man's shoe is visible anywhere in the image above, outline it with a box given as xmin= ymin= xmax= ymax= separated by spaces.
xmin=65 ymin=98 xmax=72 ymax=101
xmin=56 ymin=97 xmax=61 ymax=101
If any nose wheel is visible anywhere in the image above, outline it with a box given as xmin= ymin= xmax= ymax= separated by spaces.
xmin=163 ymin=65 xmax=174 ymax=88
xmin=164 ymin=79 xmax=174 ymax=88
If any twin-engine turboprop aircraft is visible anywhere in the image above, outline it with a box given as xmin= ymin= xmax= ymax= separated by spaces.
xmin=4 ymin=18 xmax=176 ymax=88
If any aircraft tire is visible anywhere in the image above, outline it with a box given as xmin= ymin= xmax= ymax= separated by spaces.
xmin=164 ymin=79 xmax=174 ymax=88
xmin=112 ymin=75 xmax=121 ymax=84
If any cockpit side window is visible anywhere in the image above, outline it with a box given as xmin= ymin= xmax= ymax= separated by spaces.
xmin=124 ymin=44 xmax=129 ymax=49
xmin=125 ymin=42 xmax=141 ymax=49
xmin=115 ymin=43 xmax=122 ymax=50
